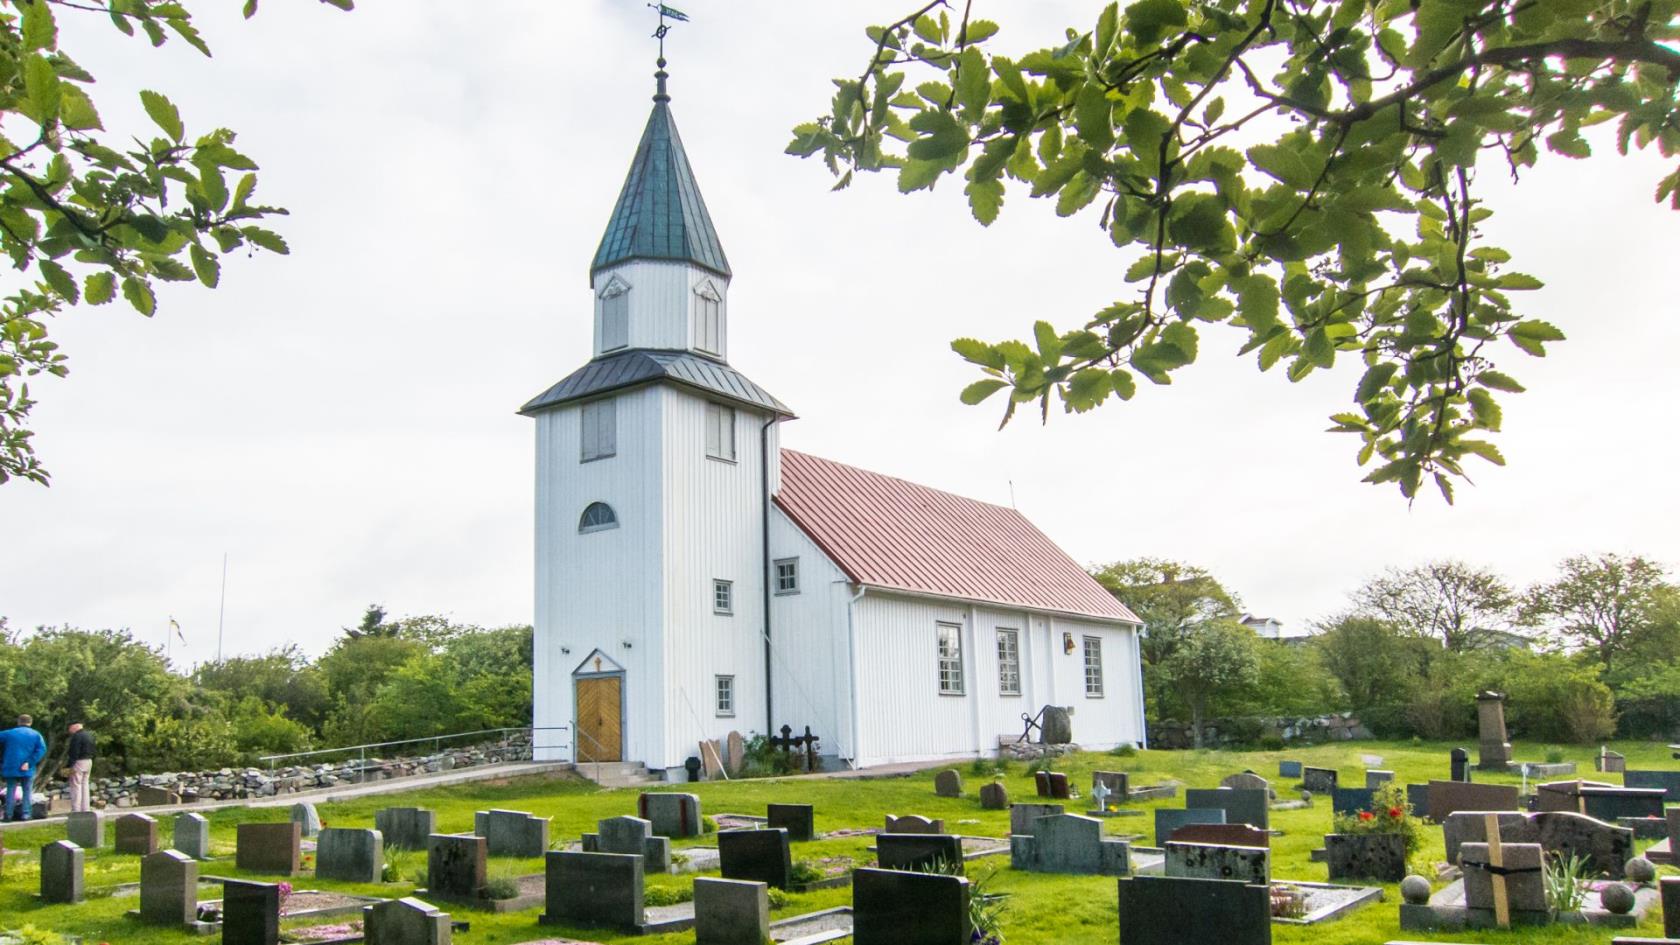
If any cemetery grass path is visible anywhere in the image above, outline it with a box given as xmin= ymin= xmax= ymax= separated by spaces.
xmin=1 ymin=739 xmax=1674 ymax=944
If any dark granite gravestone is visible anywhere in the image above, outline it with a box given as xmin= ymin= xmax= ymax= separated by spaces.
xmin=541 ymin=850 xmax=644 ymax=932
xmin=1442 ymin=809 xmax=1634 ymax=877
xmin=1093 ymin=771 xmax=1129 ymax=799
xmin=1117 ymin=874 xmax=1271 ymax=945
xmin=1185 ymin=788 xmax=1269 ymax=830
xmin=426 ymin=833 xmax=487 ymax=899
xmin=317 ymin=827 xmax=384 ymax=883
xmin=1450 ymin=747 xmax=1472 ymax=783
xmin=375 ymin=807 xmax=437 ymax=850
xmin=1279 ymin=760 xmax=1303 ymax=779
xmin=40 ymin=840 xmax=83 ymax=904
xmin=1406 ymin=783 xmax=1431 ymax=817
xmin=767 ymin=803 xmax=814 ymax=843
xmin=66 ymin=811 xmax=103 ymax=849
xmin=1426 ymin=779 xmax=1520 ymax=822
xmin=1046 ymin=772 xmax=1071 ymax=799
xmin=1366 ymin=769 xmax=1395 ymax=790
xmin=473 ymin=808 xmax=550 ymax=858
xmin=583 ymin=815 xmax=672 ymax=873
xmin=718 ymin=829 xmax=793 ymax=889
xmin=1663 ymin=876 xmax=1679 ymax=939
xmin=885 ymin=814 xmax=946 ymax=834
xmin=877 ymin=833 xmax=965 ymax=874
xmin=114 ymin=813 xmax=160 ymax=855
xmin=1009 ymin=803 xmax=1064 ymax=837
xmin=1331 ymin=787 xmax=1378 ymax=817
xmin=1154 ymin=807 xmax=1226 ymax=845
xmin=221 ymin=879 xmax=281 ymax=945
xmin=364 ymin=896 xmax=452 ymax=945
xmin=235 ymin=822 xmax=301 ymax=875
xmin=933 ymin=770 xmax=962 ymax=798
xmin=693 ymin=876 xmax=769 ymax=945
xmin=638 ymin=792 xmax=703 ymax=838
xmin=1324 ymin=832 xmax=1406 ymax=882
xmin=1168 ymin=824 xmax=1271 ymax=848
xmin=853 ymin=868 xmax=971 ymax=945
xmin=1622 ymin=770 xmax=1680 ymax=804
xmin=979 ymin=781 xmax=1010 ymax=810
xmin=1010 ymin=813 xmax=1130 ymax=876
xmin=139 ymin=849 xmax=197 ymax=926
xmin=174 ymin=812 xmax=211 ymax=860
xmin=1165 ymin=841 xmax=1269 ymax=885
xmin=1302 ymin=767 xmax=1338 ymax=794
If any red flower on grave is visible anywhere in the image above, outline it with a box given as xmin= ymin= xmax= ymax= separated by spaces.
xmin=1388 ymin=806 xmax=1404 ymax=819
xmin=1359 ymin=811 xmax=1375 ymax=821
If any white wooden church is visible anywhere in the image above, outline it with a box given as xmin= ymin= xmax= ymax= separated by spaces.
xmin=525 ymin=63 xmax=1146 ymax=779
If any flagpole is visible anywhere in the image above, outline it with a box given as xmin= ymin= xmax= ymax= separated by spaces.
xmin=217 ymin=553 xmax=228 ymax=663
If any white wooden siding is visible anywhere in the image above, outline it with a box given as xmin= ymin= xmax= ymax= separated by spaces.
xmin=593 ymin=260 xmax=729 ymax=359
xmin=766 ymin=507 xmax=853 ymax=759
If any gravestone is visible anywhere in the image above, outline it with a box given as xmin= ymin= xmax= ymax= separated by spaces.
xmin=1451 ymin=747 xmax=1472 ymax=782
xmin=583 ymin=815 xmax=671 ymax=873
xmin=718 ymin=828 xmax=792 ymax=889
xmin=1034 ymin=771 xmax=1071 ymax=799
xmin=221 ymin=879 xmax=281 ymax=945
xmin=290 ymin=802 xmax=322 ymax=839
xmin=1476 ymin=692 xmax=1513 ymax=771
xmin=877 ymin=833 xmax=964 ymax=874
xmin=114 ymin=813 xmax=160 ymax=855
xmin=1623 ymin=770 xmax=1680 ymax=804
xmin=726 ymin=731 xmax=746 ymax=775
xmin=364 ymin=897 xmax=452 ymax=945
xmin=1331 ymin=787 xmax=1378 ymax=817
xmin=1154 ymin=807 xmax=1226 ymax=845
xmin=474 ymin=808 xmax=550 ymax=858
xmin=1040 ymin=705 xmax=1073 ymax=744
xmin=1010 ymin=812 xmax=1130 ymax=875
xmin=375 ymin=807 xmax=436 ymax=850
xmin=427 ymin=834 xmax=487 ymax=899
xmin=1366 ymin=770 xmax=1395 ymax=790
xmin=1664 ymin=876 xmax=1679 ymax=939
xmin=1094 ymin=771 xmax=1129 ymax=800
xmin=173 ymin=812 xmax=210 ymax=860
xmin=1406 ymin=783 xmax=1430 ymax=817
xmin=699 ymin=738 xmax=724 ymax=780
xmin=1010 ymin=803 xmax=1065 ymax=837
xmin=1442 ymin=809 xmax=1634 ymax=877
xmin=1185 ymin=788 xmax=1269 ymax=830
xmin=1537 ymin=779 xmax=1666 ymax=820
xmin=1461 ymin=841 xmax=1546 ymax=920
xmin=1597 ymin=749 xmax=1627 ymax=774
xmin=885 ymin=814 xmax=946 ymax=834
xmin=694 ymin=876 xmax=769 ymax=945
xmin=638 ymin=792 xmax=702 ymax=838
xmin=317 ymin=827 xmax=384 ymax=883
xmin=1117 ymin=874 xmax=1271 ymax=945
xmin=541 ymin=850 xmax=644 ymax=932
xmin=979 ymin=781 xmax=1010 ymax=810
xmin=40 ymin=840 xmax=83 ymax=904
xmin=137 ymin=784 xmax=180 ymax=807
xmin=767 ymin=803 xmax=814 ymax=842
xmin=1168 ymin=823 xmax=1271 ymax=849
xmin=1279 ymin=760 xmax=1303 ymax=779
xmin=853 ymin=867 xmax=971 ymax=945
xmin=236 ymin=822 xmax=302 ymax=875
xmin=66 ymin=811 xmax=103 ymax=849
xmin=1220 ymin=772 xmax=1271 ymax=797
xmin=1325 ymin=832 xmax=1406 ymax=882
xmin=139 ymin=849 xmax=197 ymax=926
xmin=1302 ymin=767 xmax=1338 ymax=793
xmin=1426 ymin=779 xmax=1520 ymax=822
xmin=933 ymin=769 xmax=962 ymax=798
xmin=1165 ymin=841 xmax=1269 ymax=885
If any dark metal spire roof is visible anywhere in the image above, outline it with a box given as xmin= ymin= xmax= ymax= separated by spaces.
xmin=519 ymin=349 xmax=792 ymax=418
xmin=590 ymin=61 xmax=731 ymax=279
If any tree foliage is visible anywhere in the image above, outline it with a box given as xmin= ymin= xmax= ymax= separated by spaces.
xmin=1522 ymin=552 xmax=1673 ymax=673
xmin=1090 ymin=555 xmax=1241 ymax=666
xmin=1158 ymin=617 xmax=1261 ymax=746
xmin=790 ymin=0 xmax=1680 ymax=500
xmin=1350 ymin=558 xmax=1516 ymax=651
xmin=0 ymin=0 xmax=352 ymax=487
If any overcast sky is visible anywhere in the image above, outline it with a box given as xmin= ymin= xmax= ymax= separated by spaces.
xmin=5 ymin=1 xmax=1677 ymax=663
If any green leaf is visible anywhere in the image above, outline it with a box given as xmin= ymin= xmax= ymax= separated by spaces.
xmin=57 ymin=85 xmax=102 ymax=131
xmin=231 ymin=173 xmax=258 ymax=209
xmin=1246 ymin=143 xmax=1315 ymax=189
xmin=955 ymin=48 xmax=990 ymax=117
xmin=1055 ymin=171 xmax=1102 ymax=217
xmin=84 ymin=272 xmax=116 ymax=305
xmin=906 ymin=109 xmax=969 ymax=163
xmin=21 ymin=0 xmax=57 ymax=51
xmin=1467 ymin=388 xmax=1502 ymax=431
xmin=39 ymin=260 xmax=77 ymax=303
xmin=1033 ymin=321 xmax=1063 ymax=360
xmin=1496 ymin=272 xmax=1544 ymax=290
xmin=1356 ymin=362 xmax=1398 ymax=403
xmin=1125 ymin=0 xmax=1187 ymax=47
xmin=242 ymin=227 xmax=290 ymax=254
xmin=1074 ymin=82 xmax=1113 ymax=150
xmin=960 ymin=378 xmax=1008 ymax=405
xmin=122 ymin=276 xmax=156 ymax=316
xmin=898 ymin=158 xmax=945 ymax=192
xmin=190 ymin=244 xmax=221 ymax=288
xmin=965 ymin=178 xmax=1003 ymax=225
xmin=1460 ymin=439 xmax=1506 ymax=466
xmin=24 ymin=54 xmax=61 ymax=123
xmin=139 ymin=90 xmax=184 ymax=142
xmin=1094 ymin=3 xmax=1120 ymax=59
xmin=1476 ymin=370 xmax=1525 ymax=393
xmin=1110 ymin=369 xmax=1136 ymax=400
xmin=951 ymin=338 xmax=1006 ymax=370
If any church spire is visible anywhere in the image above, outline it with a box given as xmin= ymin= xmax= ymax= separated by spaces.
xmin=590 ymin=57 xmax=731 ymax=280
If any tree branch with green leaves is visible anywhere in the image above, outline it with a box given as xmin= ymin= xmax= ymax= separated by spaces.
xmin=0 ymin=0 xmax=353 ymax=486
xmin=788 ymin=0 xmax=1680 ymax=501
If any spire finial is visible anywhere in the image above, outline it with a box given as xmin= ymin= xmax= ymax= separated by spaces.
xmin=654 ymin=57 xmax=670 ymax=103
xmin=648 ymin=3 xmax=689 ymax=96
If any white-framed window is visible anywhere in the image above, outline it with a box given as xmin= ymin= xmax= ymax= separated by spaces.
xmin=996 ymin=628 xmax=1021 ymax=696
xmin=705 ymin=403 xmax=736 ymax=462
xmin=578 ymin=502 xmax=618 ymax=533
xmin=600 ymin=278 xmax=630 ymax=351
xmin=1083 ymin=635 xmax=1104 ymax=697
xmin=580 ymin=397 xmax=616 ymax=462
xmin=715 ymin=675 xmax=735 ymax=717
xmin=774 ymin=558 xmax=799 ymax=595
xmin=694 ymin=280 xmax=723 ymax=355
xmin=937 ymin=622 xmax=964 ymax=695
xmin=713 ymin=579 xmax=733 ymax=615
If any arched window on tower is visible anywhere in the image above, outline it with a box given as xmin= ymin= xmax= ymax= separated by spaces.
xmin=578 ymin=502 xmax=619 ymax=533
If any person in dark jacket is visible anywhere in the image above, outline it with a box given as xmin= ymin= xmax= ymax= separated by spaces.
xmin=1 ymin=714 xmax=48 ymax=822
xmin=66 ymin=722 xmax=96 ymax=813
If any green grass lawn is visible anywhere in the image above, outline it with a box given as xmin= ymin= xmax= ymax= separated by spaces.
xmin=0 ymin=739 xmax=1674 ymax=944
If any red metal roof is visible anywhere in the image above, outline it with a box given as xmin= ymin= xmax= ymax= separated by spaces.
xmin=775 ymin=450 xmax=1139 ymax=623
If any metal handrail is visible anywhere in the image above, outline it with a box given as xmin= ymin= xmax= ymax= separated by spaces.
xmin=258 ymin=726 xmax=572 ymax=781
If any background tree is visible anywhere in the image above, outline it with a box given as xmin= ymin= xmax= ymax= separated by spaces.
xmin=192 ymin=644 xmax=328 ymax=730
xmin=1351 ymin=560 xmax=1516 ymax=652
xmin=0 ymin=0 xmax=351 ymax=486
xmin=1090 ymin=556 xmax=1242 ymax=720
xmin=1313 ymin=614 xmax=1426 ymax=717
xmin=1157 ymin=618 xmax=1260 ymax=747
xmin=790 ymin=1 xmax=1680 ymax=499
xmin=1522 ymin=553 xmax=1673 ymax=674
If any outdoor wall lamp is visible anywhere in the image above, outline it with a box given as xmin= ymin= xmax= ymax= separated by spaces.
xmin=1062 ymin=632 xmax=1075 ymax=653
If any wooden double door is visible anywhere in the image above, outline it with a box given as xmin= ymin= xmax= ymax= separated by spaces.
xmin=576 ymin=674 xmax=623 ymax=763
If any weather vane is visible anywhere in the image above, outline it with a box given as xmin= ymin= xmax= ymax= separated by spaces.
xmin=648 ymin=3 xmax=689 ymax=59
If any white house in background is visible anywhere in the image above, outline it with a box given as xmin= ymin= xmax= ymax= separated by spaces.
xmin=522 ymin=64 xmax=1146 ymax=780
xmin=1240 ymin=614 xmax=1314 ymax=642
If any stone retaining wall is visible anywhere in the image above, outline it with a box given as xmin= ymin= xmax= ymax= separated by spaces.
xmin=1149 ymin=714 xmax=1371 ymax=750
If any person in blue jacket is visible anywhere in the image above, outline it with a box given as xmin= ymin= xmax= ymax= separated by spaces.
xmin=1 ymin=714 xmax=48 ymax=822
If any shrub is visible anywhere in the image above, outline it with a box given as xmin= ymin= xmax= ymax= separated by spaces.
xmin=1109 ymin=743 xmax=1137 ymax=758
xmin=1258 ymin=735 xmax=1285 ymax=752
xmin=483 ymin=871 xmax=520 ymax=901
xmin=643 ymin=885 xmax=693 ymax=907
xmin=790 ymin=860 xmax=825 ymax=885
xmin=1545 ymin=746 xmax=1566 ymax=764
xmin=701 ymin=815 xmax=718 ymax=834
xmin=1543 ymin=851 xmax=1592 ymax=912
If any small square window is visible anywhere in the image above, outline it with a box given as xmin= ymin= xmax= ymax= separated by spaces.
xmin=715 ymin=675 xmax=735 ymax=717
xmin=713 ymin=579 xmax=733 ymax=615
xmin=774 ymin=558 xmax=799 ymax=595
